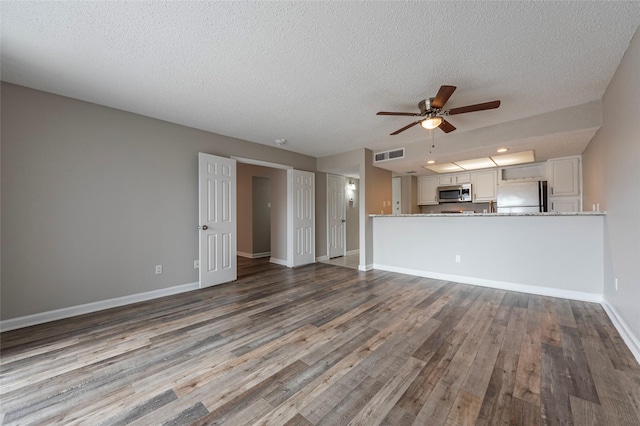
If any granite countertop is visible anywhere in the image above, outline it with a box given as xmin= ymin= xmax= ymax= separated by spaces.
xmin=369 ymin=212 xmax=606 ymax=217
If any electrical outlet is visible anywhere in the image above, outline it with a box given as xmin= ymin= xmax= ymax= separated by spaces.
xmin=455 ymin=255 xmax=461 ymax=263
xmin=194 ymin=260 xmax=200 ymax=269
xmin=155 ymin=264 xmax=163 ymax=274
xmin=615 ymin=278 xmax=618 ymax=291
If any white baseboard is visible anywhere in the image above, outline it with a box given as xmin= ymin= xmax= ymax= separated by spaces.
xmin=346 ymin=249 xmax=360 ymax=256
xmin=372 ymin=263 xmax=603 ymax=303
xmin=358 ymin=263 xmax=373 ymax=272
xmin=601 ymin=299 xmax=640 ymax=364
xmin=270 ymin=257 xmax=288 ymax=267
xmin=315 ymin=255 xmax=329 ymax=262
xmin=0 ymin=281 xmax=200 ymax=332
xmin=238 ymin=251 xmax=271 ymax=259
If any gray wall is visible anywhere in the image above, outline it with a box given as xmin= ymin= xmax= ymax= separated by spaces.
xmin=582 ymin=27 xmax=640 ymax=342
xmin=252 ymin=176 xmax=271 ymax=254
xmin=1 ymin=82 xmax=316 ymax=319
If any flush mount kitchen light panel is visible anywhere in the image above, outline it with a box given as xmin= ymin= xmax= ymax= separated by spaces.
xmin=422 ymin=150 xmax=535 ymax=173
xmin=453 ymin=157 xmax=496 ymax=170
xmin=492 ymin=150 xmax=535 ymax=166
xmin=423 ymin=163 xmax=464 ymax=173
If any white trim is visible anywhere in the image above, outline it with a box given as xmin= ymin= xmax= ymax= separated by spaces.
xmin=0 ymin=281 xmax=200 ymax=332
xmin=601 ymin=299 xmax=640 ymax=365
xmin=372 ymin=263 xmax=603 ymax=303
xmin=238 ymin=251 xmax=271 ymax=259
xmin=358 ymin=264 xmax=373 ymax=272
xmin=270 ymin=257 xmax=288 ymax=266
xmin=316 ymin=255 xmax=330 ymax=262
xmin=346 ymin=249 xmax=360 ymax=256
xmin=231 ymin=156 xmax=293 ymax=170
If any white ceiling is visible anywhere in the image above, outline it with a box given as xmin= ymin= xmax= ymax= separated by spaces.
xmin=2 ymin=2 xmax=639 ymax=175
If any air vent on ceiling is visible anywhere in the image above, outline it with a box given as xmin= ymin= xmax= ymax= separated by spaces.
xmin=374 ymin=148 xmax=405 ymax=163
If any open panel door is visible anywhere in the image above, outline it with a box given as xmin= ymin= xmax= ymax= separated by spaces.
xmin=198 ymin=153 xmax=237 ymax=287
xmin=288 ymin=169 xmax=315 ymax=267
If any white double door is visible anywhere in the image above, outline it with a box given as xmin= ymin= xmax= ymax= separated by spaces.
xmin=198 ymin=153 xmax=315 ymax=288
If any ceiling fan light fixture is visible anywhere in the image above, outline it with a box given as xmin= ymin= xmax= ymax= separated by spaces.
xmin=421 ymin=116 xmax=443 ymax=130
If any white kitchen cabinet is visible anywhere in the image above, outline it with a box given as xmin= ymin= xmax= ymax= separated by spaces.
xmin=548 ymin=157 xmax=580 ymax=196
xmin=471 ymin=169 xmax=497 ymax=202
xmin=455 ymin=173 xmax=471 ymax=184
xmin=417 ymin=175 xmax=438 ymax=205
xmin=438 ymin=175 xmax=454 ymax=185
xmin=550 ymin=197 xmax=581 ymax=213
xmin=438 ymin=172 xmax=470 ymax=185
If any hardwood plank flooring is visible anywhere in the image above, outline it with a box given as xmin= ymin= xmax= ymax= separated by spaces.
xmin=2 ymin=259 xmax=639 ymax=425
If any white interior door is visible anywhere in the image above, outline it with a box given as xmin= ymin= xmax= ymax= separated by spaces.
xmin=327 ymin=174 xmax=346 ymax=258
xmin=288 ymin=169 xmax=315 ymax=267
xmin=392 ymin=176 xmax=402 ymax=215
xmin=198 ymin=153 xmax=237 ymax=288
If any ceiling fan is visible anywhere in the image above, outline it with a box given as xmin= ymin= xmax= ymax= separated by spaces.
xmin=377 ymin=85 xmax=501 ymax=135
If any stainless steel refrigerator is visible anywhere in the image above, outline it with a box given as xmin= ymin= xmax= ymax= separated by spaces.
xmin=497 ymin=181 xmax=548 ymax=213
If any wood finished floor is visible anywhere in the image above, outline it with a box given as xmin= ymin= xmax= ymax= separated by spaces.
xmin=2 ymin=258 xmax=639 ymax=425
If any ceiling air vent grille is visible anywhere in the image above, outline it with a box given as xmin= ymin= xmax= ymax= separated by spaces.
xmin=374 ymin=148 xmax=405 ymax=163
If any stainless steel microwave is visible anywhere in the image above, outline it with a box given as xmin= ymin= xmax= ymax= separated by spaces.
xmin=438 ymin=183 xmax=472 ymax=203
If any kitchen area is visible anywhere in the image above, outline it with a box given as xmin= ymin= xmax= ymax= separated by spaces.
xmin=375 ymin=154 xmax=606 ymax=302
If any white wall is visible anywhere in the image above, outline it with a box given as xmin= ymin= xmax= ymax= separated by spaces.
xmin=1 ymin=83 xmax=316 ymax=320
xmin=373 ymin=215 xmax=604 ymax=301
xmin=582 ymin=27 xmax=640 ymax=347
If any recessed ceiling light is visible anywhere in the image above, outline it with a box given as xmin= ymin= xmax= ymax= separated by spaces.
xmin=497 ymin=148 xmax=509 ymax=153
xmin=427 ymin=160 xmax=435 ymax=164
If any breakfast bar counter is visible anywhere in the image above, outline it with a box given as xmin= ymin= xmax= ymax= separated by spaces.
xmin=371 ymin=212 xmax=605 ymax=302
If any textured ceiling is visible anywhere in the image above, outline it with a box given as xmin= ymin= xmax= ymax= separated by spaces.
xmin=2 ymin=2 xmax=639 ymax=175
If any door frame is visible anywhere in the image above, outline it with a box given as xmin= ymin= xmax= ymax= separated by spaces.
xmin=230 ymin=156 xmax=313 ymax=269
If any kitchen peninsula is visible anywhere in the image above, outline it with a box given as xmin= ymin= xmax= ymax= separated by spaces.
xmin=371 ymin=212 xmax=605 ymax=302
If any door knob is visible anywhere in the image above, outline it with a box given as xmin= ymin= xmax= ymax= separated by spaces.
xmin=199 ymin=225 xmax=208 ymax=230
xmin=341 ymin=219 xmax=346 ymax=223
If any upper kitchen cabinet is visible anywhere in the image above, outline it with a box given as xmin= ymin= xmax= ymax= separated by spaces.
xmin=548 ymin=157 xmax=580 ymax=196
xmin=417 ymin=175 xmax=438 ymax=205
xmin=472 ymin=169 xmax=497 ymax=202
xmin=438 ymin=172 xmax=471 ymax=185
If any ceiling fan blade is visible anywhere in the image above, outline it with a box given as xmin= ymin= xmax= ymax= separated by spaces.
xmin=447 ymin=100 xmax=501 ymax=115
xmin=390 ymin=121 xmax=421 ymax=135
xmin=377 ymin=111 xmax=419 ymax=116
xmin=438 ymin=119 xmax=456 ymax=133
xmin=418 ymin=99 xmax=427 ymax=115
xmin=431 ymin=85 xmax=457 ymax=109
